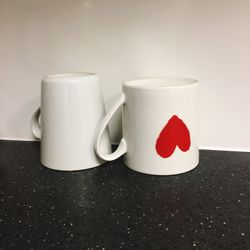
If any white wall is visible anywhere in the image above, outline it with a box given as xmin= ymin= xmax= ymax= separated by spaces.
xmin=0 ymin=0 xmax=250 ymax=151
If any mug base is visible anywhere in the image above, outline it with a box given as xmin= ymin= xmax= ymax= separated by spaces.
xmin=123 ymin=160 xmax=199 ymax=176
xmin=40 ymin=159 xmax=105 ymax=172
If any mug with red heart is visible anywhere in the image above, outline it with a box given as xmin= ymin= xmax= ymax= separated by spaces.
xmin=95 ymin=78 xmax=199 ymax=175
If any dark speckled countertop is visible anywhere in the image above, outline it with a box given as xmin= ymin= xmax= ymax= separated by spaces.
xmin=0 ymin=141 xmax=250 ymax=249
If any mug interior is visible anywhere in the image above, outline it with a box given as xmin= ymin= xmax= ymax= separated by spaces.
xmin=124 ymin=78 xmax=198 ymax=89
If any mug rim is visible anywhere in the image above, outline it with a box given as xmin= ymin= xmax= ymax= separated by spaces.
xmin=124 ymin=77 xmax=199 ymax=90
xmin=42 ymin=72 xmax=97 ymax=82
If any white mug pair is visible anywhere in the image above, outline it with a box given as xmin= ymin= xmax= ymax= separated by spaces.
xmin=31 ymin=73 xmax=199 ymax=175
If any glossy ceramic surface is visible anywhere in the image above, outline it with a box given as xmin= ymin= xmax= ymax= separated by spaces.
xmin=95 ymin=78 xmax=199 ymax=175
xmin=31 ymin=73 xmax=111 ymax=171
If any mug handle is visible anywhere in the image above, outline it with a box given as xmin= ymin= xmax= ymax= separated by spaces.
xmin=94 ymin=93 xmax=127 ymax=161
xmin=30 ymin=107 xmax=41 ymax=139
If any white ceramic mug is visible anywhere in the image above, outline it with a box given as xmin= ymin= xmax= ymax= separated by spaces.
xmin=31 ymin=73 xmax=111 ymax=171
xmin=95 ymin=78 xmax=199 ymax=175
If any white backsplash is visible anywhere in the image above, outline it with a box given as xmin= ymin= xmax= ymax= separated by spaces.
xmin=0 ymin=0 xmax=250 ymax=151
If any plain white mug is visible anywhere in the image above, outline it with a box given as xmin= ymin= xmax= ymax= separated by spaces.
xmin=31 ymin=73 xmax=111 ymax=171
xmin=95 ymin=78 xmax=199 ymax=175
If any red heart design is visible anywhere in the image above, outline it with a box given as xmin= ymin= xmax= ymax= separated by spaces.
xmin=155 ymin=115 xmax=191 ymax=158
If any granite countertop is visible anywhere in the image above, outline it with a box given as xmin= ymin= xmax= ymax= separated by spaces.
xmin=0 ymin=141 xmax=249 ymax=249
